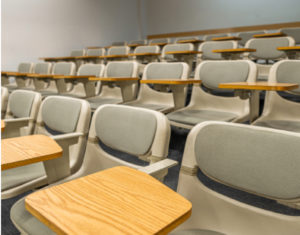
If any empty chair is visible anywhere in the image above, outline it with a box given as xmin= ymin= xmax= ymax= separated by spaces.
xmin=106 ymin=46 xmax=130 ymax=61
xmin=10 ymin=104 xmax=174 ymax=234
xmin=86 ymin=61 xmax=139 ymax=110
xmin=175 ymin=37 xmax=200 ymax=43
xmin=79 ymin=48 xmax=106 ymax=64
xmin=280 ymin=27 xmax=300 ymax=45
xmin=203 ymin=33 xmax=229 ymax=41
xmin=133 ymin=45 xmax=160 ymax=63
xmin=24 ymin=62 xmax=52 ymax=91
xmin=1 ymin=87 xmax=9 ymax=117
xmin=38 ymin=62 xmax=76 ymax=96
xmin=253 ymin=60 xmax=300 ymax=132
xmin=70 ymin=49 xmax=85 ymax=57
xmin=237 ymin=30 xmax=266 ymax=46
xmin=245 ymin=36 xmax=295 ymax=80
xmin=198 ymin=40 xmax=238 ymax=61
xmin=60 ymin=63 xmax=105 ymax=98
xmin=3 ymin=62 xmax=34 ymax=92
xmin=125 ymin=62 xmax=189 ymax=113
xmin=112 ymin=41 xmax=127 ymax=46
xmin=172 ymin=121 xmax=300 ymax=235
xmin=167 ymin=60 xmax=257 ymax=129
xmin=2 ymin=96 xmax=91 ymax=199
xmin=2 ymin=90 xmax=41 ymax=138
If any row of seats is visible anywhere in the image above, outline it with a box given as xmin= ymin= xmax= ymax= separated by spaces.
xmin=3 ymin=60 xmax=300 ymax=137
xmin=5 ymin=99 xmax=300 ymax=234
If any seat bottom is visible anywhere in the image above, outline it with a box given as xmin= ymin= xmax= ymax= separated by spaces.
xmin=254 ymin=120 xmax=300 ymax=133
xmin=171 ymin=229 xmax=225 ymax=235
xmin=38 ymin=90 xmax=58 ymax=96
xmin=87 ymin=97 xmax=122 ymax=110
xmin=10 ymin=197 xmax=55 ymax=235
xmin=167 ymin=109 xmax=238 ymax=126
xmin=2 ymin=163 xmax=46 ymax=191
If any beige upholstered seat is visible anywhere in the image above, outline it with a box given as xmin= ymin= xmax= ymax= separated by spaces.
xmin=3 ymin=63 xmax=34 ymax=92
xmin=236 ymin=30 xmax=266 ymax=46
xmin=58 ymin=64 xmax=105 ymax=98
xmin=86 ymin=61 xmax=139 ymax=110
xmin=10 ymin=104 xmax=175 ymax=235
xmin=24 ymin=62 xmax=52 ymax=91
xmin=253 ymin=60 xmax=300 ymax=132
xmin=280 ymin=27 xmax=300 ymax=45
xmin=1 ymin=86 xmax=9 ymax=117
xmin=80 ymin=48 xmax=106 ymax=64
xmin=2 ymin=90 xmax=41 ymax=138
xmin=38 ymin=62 xmax=76 ymax=97
xmin=167 ymin=60 xmax=258 ymax=129
xmin=172 ymin=121 xmax=300 ymax=235
xmin=124 ymin=62 xmax=189 ymax=113
xmin=106 ymin=46 xmax=130 ymax=61
xmin=245 ymin=36 xmax=295 ymax=80
xmin=202 ymin=33 xmax=229 ymax=41
xmin=2 ymin=96 xmax=91 ymax=199
xmin=197 ymin=41 xmax=238 ymax=62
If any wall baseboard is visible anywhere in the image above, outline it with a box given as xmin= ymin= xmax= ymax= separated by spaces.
xmin=147 ymin=21 xmax=300 ymax=39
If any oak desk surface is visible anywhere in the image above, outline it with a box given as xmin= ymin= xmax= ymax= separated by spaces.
xmin=177 ymin=39 xmax=203 ymax=44
xmin=1 ymin=71 xmax=28 ymax=77
xmin=26 ymin=74 xmax=55 ymax=78
xmin=277 ymin=46 xmax=300 ymax=51
xmin=102 ymin=54 xmax=129 ymax=58
xmin=129 ymin=52 xmax=161 ymax=57
xmin=212 ymin=48 xmax=256 ymax=53
xmin=41 ymin=56 xmax=77 ymax=61
xmin=219 ymin=82 xmax=299 ymax=91
xmin=253 ymin=32 xmax=286 ymax=38
xmin=149 ymin=42 xmax=168 ymax=46
xmin=212 ymin=36 xmax=241 ymax=41
xmin=1 ymin=120 xmax=5 ymax=132
xmin=165 ymin=50 xmax=202 ymax=55
xmin=89 ymin=77 xmax=139 ymax=82
xmin=75 ymin=55 xmax=104 ymax=59
xmin=86 ymin=47 xmax=103 ymax=49
xmin=2 ymin=135 xmax=63 ymax=171
xmin=127 ymin=43 xmax=145 ymax=47
xmin=53 ymin=75 xmax=95 ymax=80
xmin=141 ymin=79 xmax=202 ymax=85
xmin=25 ymin=166 xmax=192 ymax=235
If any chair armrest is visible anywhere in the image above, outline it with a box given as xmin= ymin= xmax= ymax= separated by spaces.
xmin=51 ymin=132 xmax=83 ymax=145
xmin=2 ymin=118 xmax=33 ymax=138
xmin=4 ymin=117 xmax=32 ymax=123
xmin=138 ymin=159 xmax=177 ymax=176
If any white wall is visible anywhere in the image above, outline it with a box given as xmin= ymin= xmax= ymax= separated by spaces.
xmin=145 ymin=0 xmax=300 ymax=35
xmin=1 ymin=0 xmax=141 ymax=70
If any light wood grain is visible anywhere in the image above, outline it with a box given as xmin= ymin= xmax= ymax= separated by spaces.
xmin=2 ymin=135 xmax=62 ymax=171
xmin=177 ymin=39 xmax=203 ymax=44
xmin=102 ymin=55 xmax=129 ymax=59
xmin=127 ymin=44 xmax=144 ymax=47
xmin=165 ymin=51 xmax=202 ymax=55
xmin=212 ymin=36 xmax=241 ymax=41
xmin=277 ymin=46 xmax=300 ymax=51
xmin=219 ymin=82 xmax=299 ymax=91
xmin=141 ymin=79 xmax=202 ymax=85
xmin=129 ymin=52 xmax=161 ymax=57
xmin=147 ymin=22 xmax=300 ymax=39
xmin=75 ymin=55 xmax=103 ymax=60
xmin=89 ymin=77 xmax=139 ymax=82
xmin=53 ymin=75 xmax=95 ymax=80
xmin=25 ymin=166 xmax=192 ymax=235
xmin=212 ymin=48 xmax=256 ymax=53
xmin=1 ymin=71 xmax=28 ymax=77
xmin=40 ymin=56 xmax=77 ymax=61
xmin=253 ymin=32 xmax=286 ymax=38
xmin=86 ymin=47 xmax=103 ymax=49
xmin=26 ymin=74 xmax=55 ymax=78
xmin=1 ymin=120 xmax=5 ymax=132
xmin=149 ymin=42 xmax=168 ymax=46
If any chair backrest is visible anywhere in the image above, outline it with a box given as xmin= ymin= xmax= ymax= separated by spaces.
xmin=149 ymin=38 xmax=170 ymax=44
xmin=69 ymin=104 xmax=170 ymax=178
xmin=18 ymin=62 xmax=34 ymax=73
xmin=77 ymin=64 xmax=105 ymax=77
xmin=237 ymin=30 xmax=266 ymax=46
xmin=162 ymin=43 xmax=194 ymax=59
xmin=52 ymin=62 xmax=76 ymax=75
xmin=280 ymin=27 xmax=300 ymax=45
xmin=199 ymin=41 xmax=238 ymax=60
xmin=104 ymin=61 xmax=139 ymax=77
xmin=175 ymin=37 xmax=200 ymax=43
xmin=70 ymin=49 xmax=85 ymax=57
xmin=107 ymin=46 xmax=130 ymax=56
xmin=5 ymin=90 xmax=41 ymax=136
xmin=245 ymin=36 xmax=295 ymax=60
xmin=33 ymin=63 xmax=52 ymax=74
xmin=130 ymin=40 xmax=147 ymax=45
xmin=177 ymin=121 xmax=300 ymax=234
xmin=86 ymin=48 xmax=106 ymax=56
xmin=112 ymin=41 xmax=127 ymax=46
xmin=203 ymin=33 xmax=229 ymax=41
xmin=134 ymin=45 xmax=160 ymax=54
xmin=1 ymin=87 xmax=9 ymax=116
xmin=35 ymin=96 xmax=91 ymax=173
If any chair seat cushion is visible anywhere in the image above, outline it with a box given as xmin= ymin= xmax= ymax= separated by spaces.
xmin=171 ymin=229 xmax=225 ymax=235
xmin=126 ymin=103 xmax=169 ymax=111
xmin=2 ymin=163 xmax=46 ymax=191
xmin=38 ymin=90 xmax=58 ymax=96
xmin=254 ymin=120 xmax=300 ymax=133
xmin=10 ymin=197 xmax=54 ymax=235
xmin=167 ymin=109 xmax=238 ymax=126
xmin=87 ymin=97 xmax=122 ymax=110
